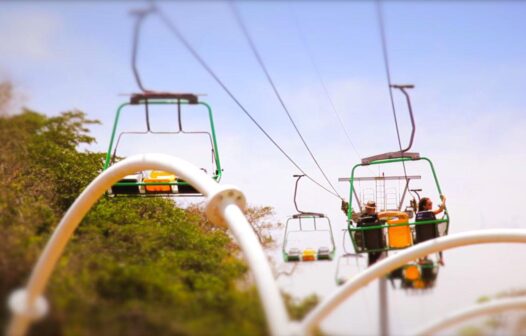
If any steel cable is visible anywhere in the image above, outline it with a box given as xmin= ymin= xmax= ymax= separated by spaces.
xmin=151 ymin=2 xmax=342 ymax=199
xmin=230 ymin=2 xmax=344 ymax=200
xmin=375 ymin=0 xmax=409 ymax=182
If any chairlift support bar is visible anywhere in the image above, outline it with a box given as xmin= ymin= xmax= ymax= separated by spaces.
xmin=362 ymin=84 xmax=418 ymax=164
xmin=339 ymin=175 xmax=421 ymax=212
xmin=338 ymin=175 xmax=421 ymax=182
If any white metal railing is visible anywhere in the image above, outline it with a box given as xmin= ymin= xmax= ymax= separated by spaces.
xmin=7 ymin=153 xmax=526 ymax=336
xmin=6 ymin=154 xmax=292 ymax=336
xmin=300 ymin=229 xmax=526 ymax=335
xmin=412 ymin=296 xmax=526 ymax=335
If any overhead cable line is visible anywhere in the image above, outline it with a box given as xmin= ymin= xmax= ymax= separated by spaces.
xmin=291 ymin=13 xmax=362 ymax=163
xmin=375 ymin=0 xmax=409 ymax=182
xmin=150 ymin=2 xmax=342 ymax=199
xmin=290 ymin=11 xmax=375 ymax=176
xmin=229 ymin=2 xmax=344 ymax=200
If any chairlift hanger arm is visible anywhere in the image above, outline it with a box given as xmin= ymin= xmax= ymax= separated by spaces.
xmin=390 ymin=84 xmax=416 ymax=153
xmin=130 ymin=6 xmax=155 ymax=93
xmin=292 ymin=175 xmax=324 ymax=218
xmin=361 ymin=84 xmax=418 ymax=164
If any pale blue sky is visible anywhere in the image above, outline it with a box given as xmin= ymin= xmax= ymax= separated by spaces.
xmin=2 ymin=1 xmax=526 ymax=334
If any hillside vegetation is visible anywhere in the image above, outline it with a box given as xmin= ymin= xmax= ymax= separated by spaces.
xmin=0 ymin=109 xmax=268 ymax=335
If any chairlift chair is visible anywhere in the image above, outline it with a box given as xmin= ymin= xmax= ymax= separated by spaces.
xmin=335 ymin=229 xmax=364 ymax=286
xmin=338 ymin=85 xmax=449 ymax=267
xmin=282 ymin=175 xmax=336 ymax=262
xmin=103 ymin=92 xmax=222 ymax=197
xmin=388 ymin=258 xmax=440 ymax=291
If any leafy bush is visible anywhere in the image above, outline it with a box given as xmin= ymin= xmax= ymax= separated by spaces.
xmin=0 ymin=110 xmax=266 ymax=335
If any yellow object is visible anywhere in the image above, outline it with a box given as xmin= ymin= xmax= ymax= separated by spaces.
xmin=378 ymin=211 xmax=412 ymax=248
xmin=144 ymin=170 xmax=176 ymax=193
xmin=149 ymin=170 xmax=175 ymax=178
xmin=404 ymin=264 xmax=421 ymax=281
xmin=413 ymin=280 xmax=426 ymax=289
xmin=302 ymin=249 xmax=316 ymax=261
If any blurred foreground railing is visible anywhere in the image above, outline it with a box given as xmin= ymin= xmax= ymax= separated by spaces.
xmin=6 ymin=154 xmax=292 ymax=336
xmin=412 ymin=296 xmax=526 ymax=335
xmin=301 ymin=229 xmax=526 ymax=335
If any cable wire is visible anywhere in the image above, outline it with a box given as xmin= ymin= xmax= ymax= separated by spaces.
xmin=291 ymin=13 xmax=362 ymax=162
xmin=229 ymin=2 xmax=344 ymax=200
xmin=151 ymin=2 xmax=342 ymax=199
xmin=289 ymin=10 xmax=376 ymax=176
xmin=375 ymin=0 xmax=409 ymax=181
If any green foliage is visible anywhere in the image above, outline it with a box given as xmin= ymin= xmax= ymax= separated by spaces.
xmin=458 ymin=326 xmax=484 ymax=336
xmin=460 ymin=289 xmax=526 ymax=336
xmin=0 ymin=109 xmax=267 ymax=335
xmin=283 ymin=293 xmax=320 ymax=321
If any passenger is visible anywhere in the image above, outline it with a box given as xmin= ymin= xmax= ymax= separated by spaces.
xmin=341 ymin=200 xmax=378 ymax=221
xmin=359 ymin=201 xmax=384 ymax=266
xmin=418 ymin=195 xmax=446 ymax=216
xmin=342 ymin=200 xmax=383 ymax=265
xmin=361 ymin=201 xmax=378 ymax=220
xmin=416 ymin=195 xmax=446 ymax=265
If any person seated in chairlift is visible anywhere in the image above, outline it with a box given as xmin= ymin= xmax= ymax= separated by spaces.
xmin=417 ymin=195 xmax=446 ymax=218
xmin=360 ymin=201 xmax=378 ymax=221
xmin=340 ymin=200 xmax=377 ymax=222
xmin=417 ymin=195 xmax=447 ymax=265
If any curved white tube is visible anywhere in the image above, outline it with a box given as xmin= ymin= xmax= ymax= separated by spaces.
xmin=412 ymin=296 xmax=526 ymax=335
xmin=7 ymin=154 xmax=290 ymax=336
xmin=301 ymin=229 xmax=526 ymax=334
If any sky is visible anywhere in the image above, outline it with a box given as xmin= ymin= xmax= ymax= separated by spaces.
xmin=1 ymin=1 xmax=526 ymax=335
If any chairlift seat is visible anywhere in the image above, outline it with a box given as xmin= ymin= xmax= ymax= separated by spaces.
xmin=144 ymin=170 xmax=176 ymax=193
xmin=177 ymin=179 xmax=199 ymax=194
xmin=413 ymin=279 xmax=426 ymax=289
xmin=358 ymin=216 xmax=385 ymax=251
xmin=317 ymin=246 xmax=332 ymax=260
xmin=302 ymin=249 xmax=316 ymax=261
xmin=419 ymin=259 xmax=437 ymax=282
xmin=415 ymin=211 xmax=438 ymax=243
xmin=111 ymin=173 xmax=143 ymax=195
xmin=404 ymin=264 xmax=421 ymax=281
xmin=286 ymin=248 xmax=301 ymax=262
xmin=389 ymin=267 xmax=404 ymax=280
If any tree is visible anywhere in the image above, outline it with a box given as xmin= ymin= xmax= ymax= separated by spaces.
xmin=0 ymin=109 xmax=266 ymax=335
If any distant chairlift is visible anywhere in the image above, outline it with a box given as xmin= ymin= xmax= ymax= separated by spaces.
xmin=103 ymin=92 xmax=222 ymax=197
xmin=282 ymin=175 xmax=336 ymax=262
xmin=387 ymin=258 xmax=440 ymax=291
xmin=335 ymin=228 xmax=364 ymax=286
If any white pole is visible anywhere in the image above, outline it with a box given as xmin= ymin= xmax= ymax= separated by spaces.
xmin=7 ymin=154 xmax=291 ymax=336
xmin=301 ymin=229 xmax=526 ymax=335
xmin=411 ymin=296 xmax=526 ymax=336
xmin=219 ymin=202 xmax=292 ymax=335
xmin=379 ymin=278 xmax=389 ymax=336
